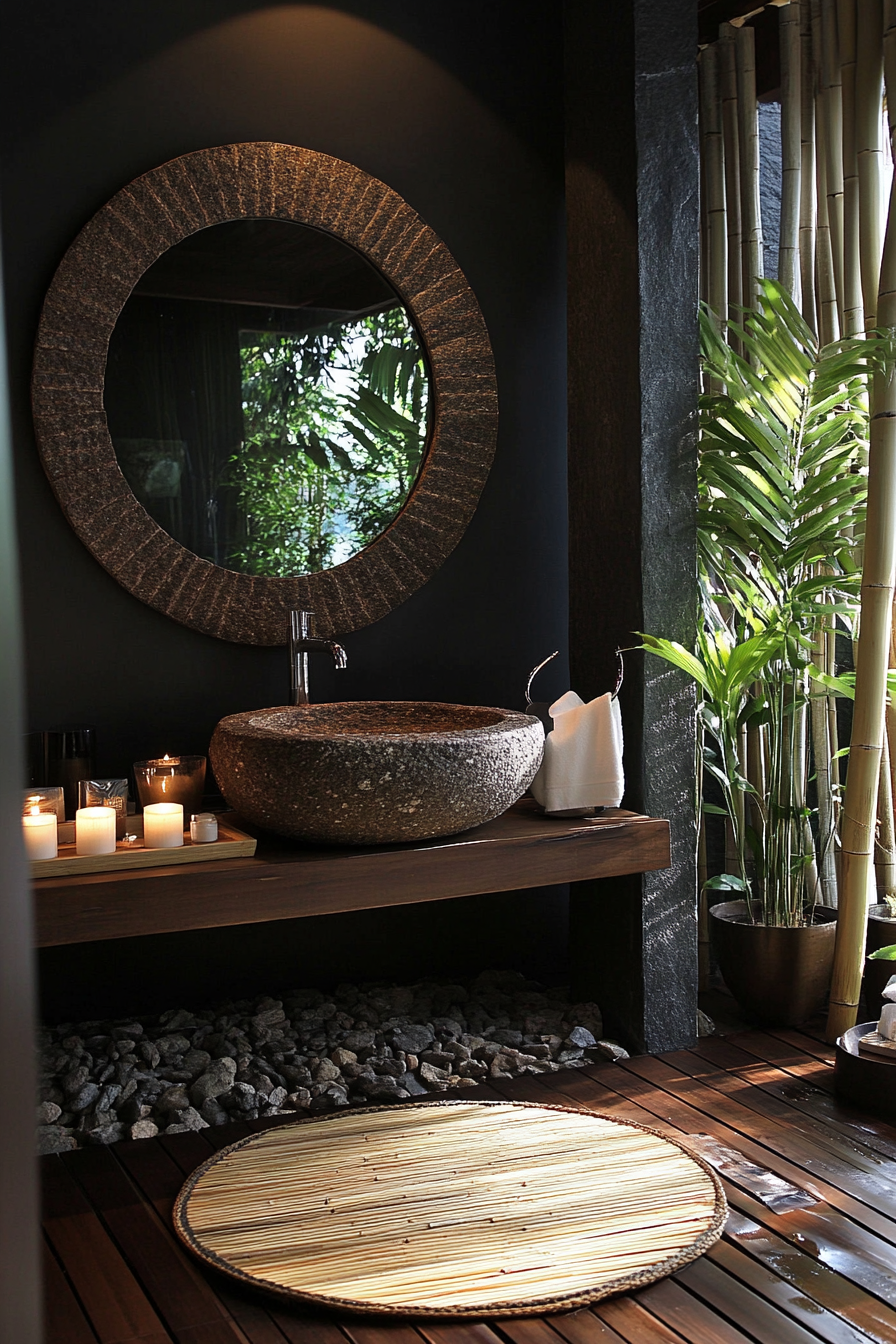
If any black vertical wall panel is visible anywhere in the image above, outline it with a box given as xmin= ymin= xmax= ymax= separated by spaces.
xmin=566 ymin=0 xmax=698 ymax=1053
xmin=2 ymin=3 xmax=571 ymax=1016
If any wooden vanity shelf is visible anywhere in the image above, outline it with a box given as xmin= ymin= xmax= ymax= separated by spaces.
xmin=32 ymin=799 xmax=670 ymax=949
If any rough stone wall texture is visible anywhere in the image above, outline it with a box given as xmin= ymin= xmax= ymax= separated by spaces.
xmin=635 ymin=0 xmax=700 ymax=1054
xmin=566 ymin=0 xmax=699 ymax=1053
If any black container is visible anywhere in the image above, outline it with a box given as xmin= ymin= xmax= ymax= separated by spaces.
xmin=835 ymin=1023 xmax=896 ymax=1118
xmin=28 ymin=726 xmax=96 ymax=821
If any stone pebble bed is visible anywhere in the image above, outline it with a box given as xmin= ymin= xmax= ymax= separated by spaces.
xmin=36 ymin=970 xmax=627 ymax=1154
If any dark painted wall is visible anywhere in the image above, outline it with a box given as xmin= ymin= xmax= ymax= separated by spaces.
xmin=1 ymin=2 xmax=571 ymax=1018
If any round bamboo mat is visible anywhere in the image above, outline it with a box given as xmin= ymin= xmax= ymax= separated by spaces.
xmin=173 ymin=1099 xmax=727 ymax=1318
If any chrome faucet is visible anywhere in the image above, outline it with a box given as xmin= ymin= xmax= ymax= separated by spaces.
xmin=289 ymin=610 xmax=347 ymax=705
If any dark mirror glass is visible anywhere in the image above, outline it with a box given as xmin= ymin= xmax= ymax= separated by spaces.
xmin=104 ymin=219 xmax=431 ymax=577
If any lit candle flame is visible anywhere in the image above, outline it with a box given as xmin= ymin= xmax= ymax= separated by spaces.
xmin=29 ymin=805 xmax=40 ymax=817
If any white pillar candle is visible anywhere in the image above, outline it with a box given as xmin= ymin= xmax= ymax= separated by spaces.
xmin=76 ymin=805 xmax=117 ymax=856
xmin=22 ymin=807 xmax=58 ymax=860
xmin=143 ymin=802 xmax=184 ymax=849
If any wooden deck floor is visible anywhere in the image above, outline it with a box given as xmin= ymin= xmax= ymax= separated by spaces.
xmin=41 ymin=1026 xmax=896 ymax=1344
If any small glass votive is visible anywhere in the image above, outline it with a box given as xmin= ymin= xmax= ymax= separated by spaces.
xmin=190 ymin=812 xmax=218 ymax=844
xmin=22 ymin=787 xmax=65 ymax=823
xmin=22 ymin=807 xmax=58 ymax=860
xmin=134 ymin=755 xmax=206 ymax=817
xmin=76 ymin=805 xmax=117 ymax=856
xmin=143 ymin=802 xmax=184 ymax=849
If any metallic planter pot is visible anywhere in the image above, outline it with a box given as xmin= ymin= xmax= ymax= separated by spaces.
xmin=709 ymin=900 xmax=838 ymax=1027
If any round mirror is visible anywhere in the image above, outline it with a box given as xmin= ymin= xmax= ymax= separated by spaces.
xmin=32 ymin=143 xmax=497 ymax=645
xmin=105 ymin=220 xmax=432 ymax=578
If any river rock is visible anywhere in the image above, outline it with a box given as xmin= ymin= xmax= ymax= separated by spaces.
xmin=189 ymin=1057 xmax=237 ymax=1105
xmin=390 ymin=1024 xmax=434 ymax=1054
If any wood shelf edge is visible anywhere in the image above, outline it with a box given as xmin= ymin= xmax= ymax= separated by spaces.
xmin=34 ymin=804 xmax=671 ymax=949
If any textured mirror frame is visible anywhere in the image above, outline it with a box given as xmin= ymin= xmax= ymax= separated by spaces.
xmin=31 ymin=143 xmax=498 ymax=645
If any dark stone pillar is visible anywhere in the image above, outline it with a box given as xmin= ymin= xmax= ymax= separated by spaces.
xmin=565 ymin=0 xmax=699 ymax=1053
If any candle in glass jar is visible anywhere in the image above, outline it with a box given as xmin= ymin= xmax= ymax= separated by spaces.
xmin=75 ymin=805 xmax=117 ymax=856
xmin=22 ymin=806 xmax=57 ymax=860
xmin=143 ymin=802 xmax=184 ymax=849
xmin=134 ymin=755 xmax=206 ymax=816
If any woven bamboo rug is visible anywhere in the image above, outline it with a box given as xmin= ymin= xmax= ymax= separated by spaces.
xmin=173 ymin=1099 xmax=727 ymax=1318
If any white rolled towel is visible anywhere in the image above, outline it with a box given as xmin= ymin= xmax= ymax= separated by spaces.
xmin=879 ymin=1003 xmax=896 ymax=1041
xmin=883 ymin=974 xmax=896 ymax=1003
xmin=529 ymin=690 xmax=624 ymax=814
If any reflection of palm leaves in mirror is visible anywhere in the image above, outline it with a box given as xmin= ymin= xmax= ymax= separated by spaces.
xmin=230 ymin=306 xmax=429 ymax=576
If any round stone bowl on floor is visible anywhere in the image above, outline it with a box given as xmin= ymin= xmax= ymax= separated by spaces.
xmin=209 ymin=701 xmax=545 ymax=845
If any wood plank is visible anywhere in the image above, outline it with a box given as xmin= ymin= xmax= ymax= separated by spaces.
xmin=46 ymin=1036 xmax=896 ymax=1344
xmin=537 ymin=1310 xmax=631 ymax=1343
xmin=41 ymin=1154 xmax=173 ymax=1344
xmin=265 ymin=1305 xmax=355 ymax=1344
xmin=662 ymin=1047 xmax=896 ymax=1181
xmin=706 ymin=1235 xmax=882 ymax=1344
xmin=423 ymin=1326 xmax=510 ymax=1344
xmin=620 ymin=1054 xmax=896 ymax=1225
xmin=61 ymin=1144 xmax=243 ymax=1339
xmin=114 ymin=1139 xmax=309 ymax=1344
xmin=689 ymin=1037 xmax=896 ymax=1160
xmin=675 ymin=1255 xmax=830 ymax=1344
xmin=632 ymin=1276 xmax=754 ymax=1344
xmin=770 ymin=1030 xmax=839 ymax=1065
xmin=421 ymin=1323 xmax=529 ymax=1344
xmin=730 ymin=1032 xmax=838 ymax=1092
xmin=527 ymin=1063 xmax=896 ymax=1312
xmin=519 ymin=1059 xmax=896 ymax=1336
xmin=33 ymin=803 xmax=670 ymax=946
xmin=720 ymin=1208 xmax=896 ymax=1344
xmin=341 ymin=1324 xmax=426 ymax=1343
xmin=592 ymin=1297 xmax=691 ymax=1344
xmin=42 ymin=1238 xmax=101 ymax=1344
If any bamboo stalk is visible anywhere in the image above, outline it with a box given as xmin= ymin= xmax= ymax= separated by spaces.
xmin=812 ymin=627 xmax=839 ymax=905
xmin=737 ymin=23 xmax=764 ymax=309
xmin=889 ymin=620 xmax=896 ymax=827
xmin=698 ymin=815 xmax=711 ymax=991
xmin=877 ymin=723 xmax=896 ymax=898
xmin=780 ymin=0 xmax=803 ymax=300
xmin=801 ymin=0 xmax=819 ymax=330
xmin=857 ymin=0 xmax=885 ymax=329
xmin=700 ymin=43 xmax=728 ymax=328
xmin=838 ymin=0 xmax=863 ymax=332
xmin=815 ymin=0 xmax=842 ymax=342
xmin=720 ymin=23 xmax=744 ymax=342
xmin=826 ymin=0 xmax=896 ymax=1042
xmin=822 ymin=0 xmax=847 ymax=321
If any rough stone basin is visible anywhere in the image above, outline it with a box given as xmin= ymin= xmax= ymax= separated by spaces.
xmin=209 ymin=701 xmax=544 ymax=845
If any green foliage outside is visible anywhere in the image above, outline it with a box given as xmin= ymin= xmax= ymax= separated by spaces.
xmin=229 ymin=305 xmax=429 ymax=575
xmin=641 ymin=279 xmax=885 ymax=926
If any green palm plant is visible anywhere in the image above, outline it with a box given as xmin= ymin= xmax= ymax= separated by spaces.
xmin=643 ymin=278 xmax=881 ymax=927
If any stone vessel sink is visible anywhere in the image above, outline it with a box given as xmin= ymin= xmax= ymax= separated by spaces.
xmin=210 ymin=701 xmax=544 ymax=845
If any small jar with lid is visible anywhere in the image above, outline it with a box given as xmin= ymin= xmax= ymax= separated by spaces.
xmin=190 ymin=812 xmax=218 ymax=844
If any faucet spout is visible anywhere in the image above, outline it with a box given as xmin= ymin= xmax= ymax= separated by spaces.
xmin=289 ymin=610 xmax=347 ymax=705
